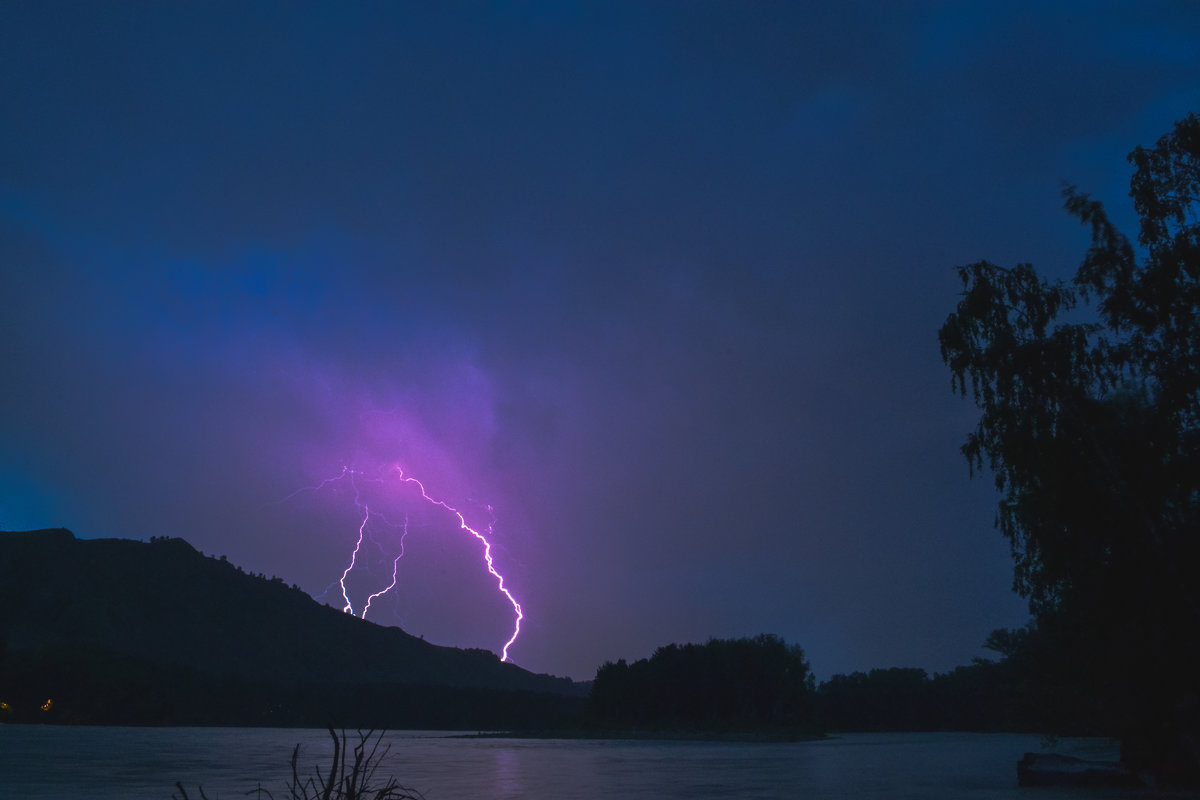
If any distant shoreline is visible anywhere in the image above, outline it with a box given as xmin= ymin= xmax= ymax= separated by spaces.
xmin=449 ymin=729 xmax=830 ymax=743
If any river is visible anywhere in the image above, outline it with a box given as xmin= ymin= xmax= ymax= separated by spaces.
xmin=0 ymin=726 xmax=1142 ymax=799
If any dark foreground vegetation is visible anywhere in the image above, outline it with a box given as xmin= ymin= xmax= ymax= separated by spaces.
xmin=174 ymin=727 xmax=425 ymax=800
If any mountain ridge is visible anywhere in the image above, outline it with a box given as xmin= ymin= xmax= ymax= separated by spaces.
xmin=0 ymin=528 xmax=585 ymax=727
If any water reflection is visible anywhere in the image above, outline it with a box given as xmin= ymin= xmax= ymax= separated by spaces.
xmin=491 ymin=745 xmax=523 ymax=799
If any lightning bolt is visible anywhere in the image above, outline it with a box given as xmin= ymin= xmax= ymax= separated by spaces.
xmin=283 ymin=464 xmax=524 ymax=662
xmin=338 ymin=487 xmax=369 ymax=615
xmin=387 ymin=464 xmax=524 ymax=663
xmin=362 ymin=512 xmax=408 ymax=619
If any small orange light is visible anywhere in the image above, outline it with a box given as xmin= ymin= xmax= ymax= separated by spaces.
xmin=41 ymin=699 xmax=53 ymax=712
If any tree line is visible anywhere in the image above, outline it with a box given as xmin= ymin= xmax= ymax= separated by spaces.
xmin=588 ymin=634 xmax=817 ymax=734
xmin=584 ymin=627 xmax=1115 ymax=737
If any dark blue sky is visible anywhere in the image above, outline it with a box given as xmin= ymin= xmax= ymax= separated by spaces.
xmin=3 ymin=2 xmax=1198 ymax=680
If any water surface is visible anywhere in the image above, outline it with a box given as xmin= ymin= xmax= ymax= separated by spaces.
xmin=0 ymin=726 xmax=1138 ymax=799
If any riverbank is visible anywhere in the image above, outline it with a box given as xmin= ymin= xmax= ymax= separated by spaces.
xmin=450 ymin=728 xmax=829 ymax=742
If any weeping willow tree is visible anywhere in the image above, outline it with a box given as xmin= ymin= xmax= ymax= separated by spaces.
xmin=940 ymin=114 xmax=1199 ymax=783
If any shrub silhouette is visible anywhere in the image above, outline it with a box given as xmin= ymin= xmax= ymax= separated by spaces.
xmin=173 ymin=727 xmax=425 ymax=800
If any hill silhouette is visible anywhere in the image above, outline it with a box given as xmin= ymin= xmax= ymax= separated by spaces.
xmin=0 ymin=528 xmax=584 ymax=727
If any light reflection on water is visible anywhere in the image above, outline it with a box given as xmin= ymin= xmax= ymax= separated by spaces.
xmin=0 ymin=726 xmax=1133 ymax=800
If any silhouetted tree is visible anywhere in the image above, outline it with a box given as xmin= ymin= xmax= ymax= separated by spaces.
xmin=939 ymin=113 xmax=1200 ymax=782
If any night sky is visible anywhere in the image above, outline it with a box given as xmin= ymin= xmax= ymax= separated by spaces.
xmin=3 ymin=2 xmax=1198 ymax=682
